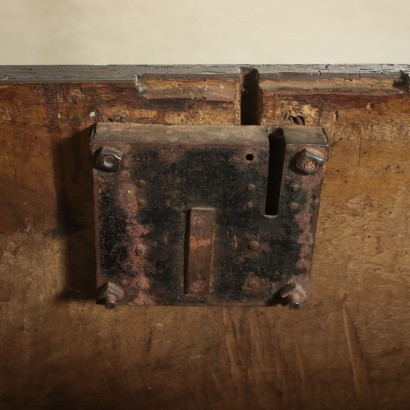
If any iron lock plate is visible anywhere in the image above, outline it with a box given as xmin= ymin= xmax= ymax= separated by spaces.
xmin=91 ymin=123 xmax=329 ymax=307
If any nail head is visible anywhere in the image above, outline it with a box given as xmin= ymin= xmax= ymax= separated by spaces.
xmin=248 ymin=240 xmax=260 ymax=251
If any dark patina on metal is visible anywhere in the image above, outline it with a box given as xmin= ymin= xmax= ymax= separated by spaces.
xmin=91 ymin=123 xmax=329 ymax=306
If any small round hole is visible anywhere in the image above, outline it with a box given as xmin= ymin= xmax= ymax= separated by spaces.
xmin=246 ymin=154 xmax=254 ymax=162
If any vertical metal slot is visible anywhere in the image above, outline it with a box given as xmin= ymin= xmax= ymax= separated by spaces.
xmin=184 ymin=207 xmax=216 ymax=295
xmin=265 ymin=130 xmax=286 ymax=216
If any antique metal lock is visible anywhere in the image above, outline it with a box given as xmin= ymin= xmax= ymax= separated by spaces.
xmin=91 ymin=123 xmax=329 ymax=308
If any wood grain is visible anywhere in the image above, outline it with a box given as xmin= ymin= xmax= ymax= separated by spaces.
xmin=0 ymin=71 xmax=241 ymax=234
xmin=0 ymin=65 xmax=409 ymax=410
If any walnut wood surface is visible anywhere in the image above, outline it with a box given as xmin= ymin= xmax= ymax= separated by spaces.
xmin=0 ymin=65 xmax=409 ymax=410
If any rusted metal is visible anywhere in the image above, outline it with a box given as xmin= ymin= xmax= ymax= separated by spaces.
xmin=248 ymin=240 xmax=261 ymax=251
xmin=185 ymin=208 xmax=216 ymax=295
xmin=91 ymin=123 xmax=329 ymax=306
xmin=295 ymin=148 xmax=325 ymax=175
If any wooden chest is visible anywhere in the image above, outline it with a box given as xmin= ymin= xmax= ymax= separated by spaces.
xmin=0 ymin=65 xmax=409 ymax=409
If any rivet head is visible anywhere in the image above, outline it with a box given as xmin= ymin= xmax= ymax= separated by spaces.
xmin=248 ymin=240 xmax=260 ymax=251
xmin=247 ymin=184 xmax=256 ymax=192
xmin=137 ymin=199 xmax=147 ymax=207
xmin=95 ymin=147 xmax=123 ymax=172
xmin=246 ymin=201 xmax=254 ymax=209
xmin=135 ymin=245 xmax=144 ymax=256
xmin=289 ymin=300 xmax=301 ymax=309
xmin=295 ymin=148 xmax=325 ymax=175
xmin=137 ymin=180 xmax=146 ymax=188
xmin=290 ymin=202 xmax=299 ymax=211
xmin=105 ymin=294 xmax=117 ymax=310
xmin=292 ymin=183 xmax=300 ymax=192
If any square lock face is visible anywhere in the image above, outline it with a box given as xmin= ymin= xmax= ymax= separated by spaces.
xmin=91 ymin=123 xmax=329 ymax=306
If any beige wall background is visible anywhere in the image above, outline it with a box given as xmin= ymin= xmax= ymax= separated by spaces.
xmin=0 ymin=0 xmax=408 ymax=64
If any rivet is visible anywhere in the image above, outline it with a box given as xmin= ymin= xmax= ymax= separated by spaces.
xmin=247 ymin=184 xmax=256 ymax=192
xmin=138 ymin=199 xmax=147 ymax=207
xmin=290 ymin=202 xmax=299 ymax=210
xmin=97 ymin=281 xmax=125 ymax=310
xmin=295 ymin=148 xmax=325 ymax=175
xmin=103 ymin=155 xmax=115 ymax=169
xmin=105 ymin=293 xmax=117 ymax=310
xmin=292 ymin=183 xmax=300 ymax=192
xmin=247 ymin=279 xmax=257 ymax=289
xmin=246 ymin=201 xmax=254 ymax=209
xmin=95 ymin=147 xmax=123 ymax=172
xmin=137 ymin=180 xmax=146 ymax=188
xmin=289 ymin=299 xmax=301 ymax=309
xmin=135 ymin=246 xmax=144 ymax=256
xmin=248 ymin=240 xmax=260 ymax=251
xmin=279 ymin=283 xmax=307 ymax=309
